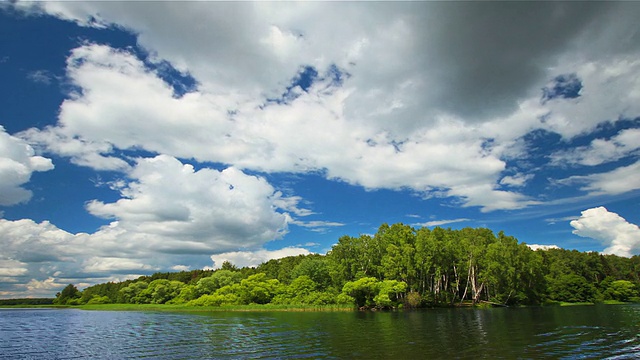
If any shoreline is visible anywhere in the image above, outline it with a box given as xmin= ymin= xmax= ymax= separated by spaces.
xmin=2 ymin=300 xmax=634 ymax=312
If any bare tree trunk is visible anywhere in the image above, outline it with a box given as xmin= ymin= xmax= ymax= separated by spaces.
xmin=461 ymin=259 xmax=472 ymax=304
xmin=473 ymin=282 xmax=484 ymax=304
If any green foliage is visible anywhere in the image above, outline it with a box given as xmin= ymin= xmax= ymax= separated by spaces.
xmin=86 ymin=295 xmax=111 ymax=304
xmin=196 ymin=270 xmax=242 ymax=295
xmin=54 ymin=284 xmax=81 ymax=305
xmin=341 ymin=277 xmax=407 ymax=308
xmin=374 ymin=280 xmax=408 ymax=308
xmin=547 ymin=274 xmax=596 ymax=303
xmin=256 ymin=255 xmax=310 ymax=284
xmin=404 ymin=291 xmax=422 ymax=308
xmin=239 ymin=273 xmax=283 ymax=304
xmin=118 ymin=281 xmax=149 ymax=304
xmin=60 ymin=223 xmax=640 ymax=309
xmin=220 ymin=261 xmax=239 ymax=272
xmin=0 ymin=298 xmax=54 ymax=306
xmin=167 ymin=285 xmax=199 ymax=304
xmin=291 ymin=256 xmax=333 ymax=290
xmin=606 ymin=280 xmax=638 ymax=302
xmin=134 ymin=280 xmax=185 ymax=304
xmin=342 ymin=277 xmax=380 ymax=308
xmin=271 ymin=275 xmax=340 ymax=305
xmin=189 ymin=292 xmax=240 ymax=307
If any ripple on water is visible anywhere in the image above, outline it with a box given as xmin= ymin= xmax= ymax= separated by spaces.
xmin=1 ymin=306 xmax=639 ymax=359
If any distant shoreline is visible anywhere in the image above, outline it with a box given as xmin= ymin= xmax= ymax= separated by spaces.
xmin=2 ymin=301 xmax=634 ymax=312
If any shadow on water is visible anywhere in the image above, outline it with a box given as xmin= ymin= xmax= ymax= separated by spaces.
xmin=1 ymin=304 xmax=639 ymax=359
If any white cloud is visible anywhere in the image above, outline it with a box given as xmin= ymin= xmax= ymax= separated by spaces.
xmin=550 ymin=128 xmax=640 ymax=166
xmin=500 ymin=173 xmax=534 ymax=188
xmin=86 ymin=155 xmax=292 ymax=251
xmin=541 ymin=57 xmax=640 ymax=138
xmin=527 ymin=244 xmax=561 ymax=251
xmin=9 ymin=2 xmax=637 ymax=213
xmin=21 ymin=126 xmax=130 ymax=171
xmin=0 ymin=260 xmax=28 ymax=277
xmin=0 ymin=126 xmax=53 ymax=205
xmin=209 ymin=247 xmax=312 ymax=270
xmin=13 ymin=41 xmax=536 ymax=212
xmin=25 ymin=277 xmax=65 ymax=292
xmin=171 ymin=265 xmax=190 ymax=272
xmin=545 ymin=216 xmax=578 ymax=225
xmin=0 ymin=153 xmax=311 ymax=296
xmin=27 ymin=69 xmax=55 ymax=84
xmin=82 ymin=257 xmax=158 ymax=273
xmin=570 ymin=206 xmax=640 ymax=257
xmin=414 ymin=218 xmax=470 ymax=228
xmin=560 ymin=161 xmax=640 ymax=196
xmin=287 ymin=217 xmax=345 ymax=231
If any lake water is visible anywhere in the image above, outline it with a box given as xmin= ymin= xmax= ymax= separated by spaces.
xmin=1 ymin=305 xmax=639 ymax=359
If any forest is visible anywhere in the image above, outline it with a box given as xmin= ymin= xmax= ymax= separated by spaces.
xmin=53 ymin=224 xmax=640 ymax=309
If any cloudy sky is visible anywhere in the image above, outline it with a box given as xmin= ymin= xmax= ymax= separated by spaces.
xmin=1 ymin=2 xmax=639 ymax=298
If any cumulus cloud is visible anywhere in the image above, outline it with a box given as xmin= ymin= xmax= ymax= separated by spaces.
xmin=81 ymin=257 xmax=158 ymax=274
xmin=540 ymin=57 xmax=640 ymax=139
xmin=21 ymin=126 xmax=130 ymax=171
xmin=86 ymin=155 xmax=292 ymax=251
xmin=527 ymin=244 xmax=561 ymax=251
xmin=11 ymin=2 xmax=640 ymax=213
xmin=0 ymin=126 xmax=53 ymax=205
xmin=0 ymin=155 xmax=308 ymax=295
xmin=12 ymin=41 xmax=536 ymax=212
xmin=209 ymin=247 xmax=312 ymax=270
xmin=570 ymin=207 xmax=640 ymax=257
xmin=0 ymin=260 xmax=28 ymax=277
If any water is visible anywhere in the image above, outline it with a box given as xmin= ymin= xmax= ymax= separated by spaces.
xmin=1 ymin=305 xmax=639 ymax=359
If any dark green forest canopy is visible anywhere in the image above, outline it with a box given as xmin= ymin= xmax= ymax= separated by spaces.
xmin=56 ymin=224 xmax=640 ymax=308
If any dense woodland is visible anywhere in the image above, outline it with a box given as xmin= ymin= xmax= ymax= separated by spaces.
xmin=53 ymin=224 xmax=640 ymax=309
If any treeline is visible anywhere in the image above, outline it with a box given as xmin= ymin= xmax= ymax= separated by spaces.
xmin=0 ymin=298 xmax=54 ymax=306
xmin=55 ymin=224 xmax=640 ymax=309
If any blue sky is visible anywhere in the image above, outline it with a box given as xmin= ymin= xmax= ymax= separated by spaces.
xmin=1 ymin=2 xmax=639 ymax=298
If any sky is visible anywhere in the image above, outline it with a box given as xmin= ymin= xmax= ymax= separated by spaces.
xmin=1 ymin=2 xmax=639 ymax=298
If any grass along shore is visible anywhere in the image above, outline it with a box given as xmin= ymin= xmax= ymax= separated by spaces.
xmin=78 ymin=303 xmax=357 ymax=312
xmin=0 ymin=303 xmax=355 ymax=312
xmin=2 ymin=300 xmax=635 ymax=311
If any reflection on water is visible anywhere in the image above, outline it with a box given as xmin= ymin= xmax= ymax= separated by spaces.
xmin=1 ymin=305 xmax=639 ymax=359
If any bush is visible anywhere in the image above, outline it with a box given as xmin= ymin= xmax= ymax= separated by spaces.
xmin=404 ymin=291 xmax=422 ymax=308
xmin=86 ymin=295 xmax=111 ymax=305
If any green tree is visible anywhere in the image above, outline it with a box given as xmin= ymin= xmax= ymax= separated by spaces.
xmin=167 ymin=284 xmax=199 ymax=304
xmin=196 ymin=270 xmax=242 ymax=295
xmin=547 ymin=274 xmax=596 ymax=303
xmin=238 ymin=273 xmax=282 ymax=304
xmin=136 ymin=279 xmax=185 ymax=304
xmin=606 ymin=280 xmax=638 ymax=302
xmin=291 ymin=256 xmax=332 ymax=290
xmin=342 ymin=277 xmax=380 ymax=308
xmin=374 ymin=279 xmax=408 ymax=308
xmin=86 ymin=295 xmax=111 ymax=304
xmin=118 ymin=281 xmax=148 ymax=303
xmin=54 ymin=284 xmax=81 ymax=305
xmin=380 ymin=223 xmax=417 ymax=288
xmin=221 ymin=261 xmax=239 ymax=272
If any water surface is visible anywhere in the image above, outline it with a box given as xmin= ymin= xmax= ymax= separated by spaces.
xmin=1 ymin=304 xmax=639 ymax=359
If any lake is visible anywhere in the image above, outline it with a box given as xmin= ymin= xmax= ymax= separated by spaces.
xmin=1 ymin=305 xmax=639 ymax=359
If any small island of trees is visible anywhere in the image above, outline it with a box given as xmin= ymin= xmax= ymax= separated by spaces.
xmin=50 ymin=224 xmax=640 ymax=310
